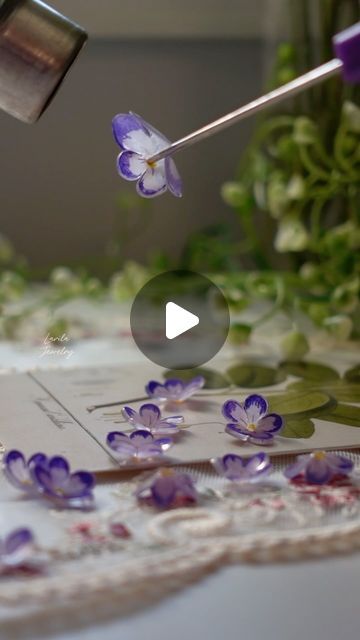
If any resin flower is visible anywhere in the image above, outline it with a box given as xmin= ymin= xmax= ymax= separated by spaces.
xmin=223 ymin=395 xmax=283 ymax=445
xmin=122 ymin=403 xmax=184 ymax=436
xmin=146 ymin=376 xmax=205 ymax=403
xmin=3 ymin=450 xmax=48 ymax=496
xmin=284 ymin=451 xmax=354 ymax=485
xmin=32 ymin=456 xmax=96 ymax=509
xmin=211 ymin=452 xmax=273 ymax=483
xmin=135 ymin=468 xmax=198 ymax=509
xmin=0 ymin=528 xmax=36 ymax=575
xmin=107 ymin=429 xmax=173 ymax=464
xmin=112 ymin=112 xmax=182 ymax=198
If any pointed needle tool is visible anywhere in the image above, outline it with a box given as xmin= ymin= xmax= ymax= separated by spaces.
xmin=146 ymin=22 xmax=360 ymax=165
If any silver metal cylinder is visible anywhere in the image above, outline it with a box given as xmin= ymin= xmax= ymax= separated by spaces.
xmin=0 ymin=0 xmax=87 ymax=123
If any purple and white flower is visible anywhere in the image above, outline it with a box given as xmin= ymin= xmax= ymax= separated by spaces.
xmin=0 ymin=528 xmax=37 ymax=575
xmin=3 ymin=450 xmax=48 ymax=496
xmin=33 ymin=456 xmax=95 ymax=509
xmin=146 ymin=376 xmax=205 ymax=403
xmin=223 ymin=394 xmax=283 ymax=445
xmin=122 ymin=403 xmax=184 ymax=436
xmin=211 ymin=452 xmax=273 ymax=483
xmin=135 ymin=468 xmax=198 ymax=509
xmin=107 ymin=430 xmax=173 ymax=464
xmin=284 ymin=451 xmax=354 ymax=485
xmin=3 ymin=450 xmax=96 ymax=509
xmin=112 ymin=112 xmax=182 ymax=198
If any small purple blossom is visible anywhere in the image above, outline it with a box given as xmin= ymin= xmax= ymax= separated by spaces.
xmin=33 ymin=457 xmax=95 ymax=509
xmin=0 ymin=528 xmax=37 ymax=576
xmin=146 ymin=376 xmax=205 ymax=403
xmin=122 ymin=403 xmax=184 ymax=436
xmin=135 ymin=468 xmax=198 ymax=509
xmin=3 ymin=450 xmax=96 ymax=510
xmin=107 ymin=430 xmax=173 ymax=464
xmin=211 ymin=452 xmax=273 ymax=483
xmin=284 ymin=451 xmax=354 ymax=485
xmin=3 ymin=450 xmax=48 ymax=496
xmin=223 ymin=394 xmax=283 ymax=445
xmin=112 ymin=112 xmax=182 ymax=199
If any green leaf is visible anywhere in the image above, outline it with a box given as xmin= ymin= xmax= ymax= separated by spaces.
xmin=281 ymin=418 xmax=315 ymax=439
xmin=163 ymin=367 xmax=230 ymax=390
xmin=345 ymin=365 xmax=360 ymax=384
xmin=287 ymin=380 xmax=360 ymax=403
xmin=279 ymin=361 xmax=340 ymax=382
xmin=268 ymin=390 xmax=333 ymax=417
xmin=226 ymin=364 xmax=286 ymax=388
xmin=318 ymin=403 xmax=360 ymax=428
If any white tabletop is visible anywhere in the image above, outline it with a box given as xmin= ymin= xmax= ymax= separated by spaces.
xmin=52 ymin=557 xmax=360 ymax=640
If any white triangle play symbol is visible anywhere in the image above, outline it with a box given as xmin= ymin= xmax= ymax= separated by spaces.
xmin=166 ymin=302 xmax=199 ymax=340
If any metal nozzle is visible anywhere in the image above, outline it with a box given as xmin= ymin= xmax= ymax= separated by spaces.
xmin=0 ymin=0 xmax=87 ymax=123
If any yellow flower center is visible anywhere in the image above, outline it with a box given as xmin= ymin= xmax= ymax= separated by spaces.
xmin=247 ymin=423 xmax=257 ymax=432
xmin=313 ymin=451 xmax=326 ymax=461
xmin=146 ymin=160 xmax=157 ymax=169
xmin=159 ymin=468 xmax=175 ymax=478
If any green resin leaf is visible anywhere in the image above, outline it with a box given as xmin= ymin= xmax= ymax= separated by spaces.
xmin=268 ymin=390 xmax=333 ymax=417
xmin=318 ymin=403 xmax=360 ymax=428
xmin=287 ymin=380 xmax=360 ymax=403
xmin=281 ymin=418 xmax=315 ymax=439
xmin=226 ymin=364 xmax=286 ymax=388
xmin=163 ymin=367 xmax=230 ymax=390
xmin=279 ymin=360 xmax=339 ymax=382
xmin=345 ymin=365 xmax=360 ymax=384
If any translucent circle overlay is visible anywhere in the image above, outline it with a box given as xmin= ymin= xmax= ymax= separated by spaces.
xmin=130 ymin=270 xmax=230 ymax=369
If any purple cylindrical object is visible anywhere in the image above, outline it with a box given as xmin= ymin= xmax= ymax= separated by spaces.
xmin=333 ymin=22 xmax=360 ymax=83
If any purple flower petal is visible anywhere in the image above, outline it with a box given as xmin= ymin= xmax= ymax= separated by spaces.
xmin=151 ymin=421 xmax=181 ymax=436
xmin=222 ymin=454 xmax=247 ymax=479
xmin=284 ymin=455 xmax=311 ymax=479
xmin=63 ymin=472 xmax=95 ymax=498
xmin=3 ymin=450 xmax=30 ymax=490
xmin=112 ymin=113 xmax=151 ymax=153
xmin=245 ymin=452 xmax=272 ymax=476
xmin=117 ymin=151 xmax=146 ymax=180
xmin=325 ymin=453 xmax=354 ymax=475
xmin=136 ymin=165 xmax=167 ymax=198
xmin=136 ymin=443 xmax=164 ymax=459
xmin=165 ymin=157 xmax=182 ymax=198
xmin=33 ymin=466 xmax=56 ymax=496
xmin=122 ymin=406 xmax=138 ymax=423
xmin=146 ymin=380 xmax=165 ymax=398
xmin=139 ymin=403 xmax=161 ymax=427
xmin=28 ymin=453 xmax=48 ymax=467
xmin=305 ymin=457 xmax=332 ymax=484
xmin=256 ymin=413 xmax=283 ymax=433
xmin=153 ymin=437 xmax=173 ymax=452
xmin=107 ymin=432 xmax=137 ymax=458
xmin=151 ymin=477 xmax=177 ymax=508
xmin=165 ymin=379 xmax=185 ymax=395
xmin=222 ymin=400 xmax=248 ymax=425
xmin=5 ymin=529 xmax=34 ymax=556
xmin=244 ymin=395 xmax=268 ymax=423
xmin=179 ymin=376 xmax=205 ymax=401
xmin=225 ymin=423 xmax=250 ymax=442
xmin=247 ymin=432 xmax=274 ymax=445
xmin=129 ymin=430 xmax=154 ymax=446
xmin=48 ymin=456 xmax=70 ymax=486
xmin=174 ymin=474 xmax=197 ymax=501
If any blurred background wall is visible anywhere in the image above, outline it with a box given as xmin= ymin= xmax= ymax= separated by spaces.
xmin=0 ymin=0 xmax=269 ymax=271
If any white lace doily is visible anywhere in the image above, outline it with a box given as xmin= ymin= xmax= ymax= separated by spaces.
xmin=1 ymin=451 xmax=360 ymax=636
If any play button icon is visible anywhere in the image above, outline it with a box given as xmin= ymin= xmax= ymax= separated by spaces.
xmin=166 ymin=302 xmax=199 ymax=340
xmin=130 ymin=270 xmax=230 ymax=369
